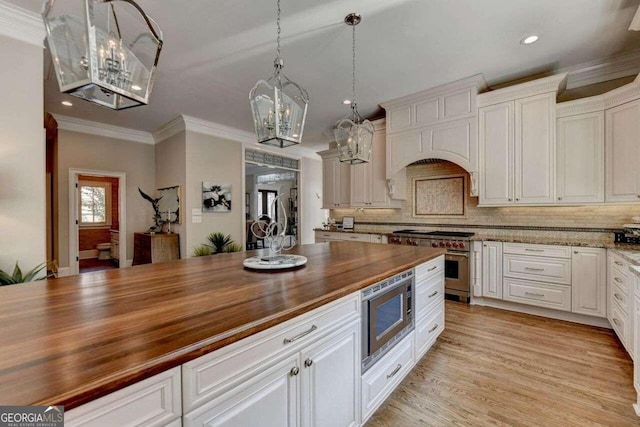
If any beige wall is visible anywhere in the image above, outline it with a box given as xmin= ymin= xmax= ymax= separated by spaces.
xmin=185 ymin=131 xmax=244 ymax=255
xmin=331 ymin=161 xmax=640 ymax=230
xmin=0 ymin=36 xmax=45 ymax=273
xmin=300 ymin=157 xmax=324 ymax=244
xmin=155 ymin=131 xmax=187 ymax=257
xmin=57 ymin=130 xmax=156 ymax=267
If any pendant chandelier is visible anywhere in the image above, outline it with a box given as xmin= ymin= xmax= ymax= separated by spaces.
xmin=335 ymin=13 xmax=373 ymax=164
xmin=249 ymin=0 xmax=309 ymax=148
xmin=42 ymin=0 xmax=163 ymax=110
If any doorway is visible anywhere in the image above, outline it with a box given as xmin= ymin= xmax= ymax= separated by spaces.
xmin=69 ymin=169 xmax=126 ymax=275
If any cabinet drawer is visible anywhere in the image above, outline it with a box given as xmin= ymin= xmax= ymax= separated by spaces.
xmin=503 ymin=254 xmax=571 ymax=285
xmin=610 ymin=301 xmax=629 ymax=349
xmin=503 ymin=243 xmax=571 ymax=259
xmin=362 ymin=332 xmax=414 ymax=423
xmin=415 ymin=273 xmax=444 ymax=320
xmin=341 ymin=233 xmax=372 ymax=243
xmin=503 ymin=278 xmax=572 ymax=311
xmin=415 ymin=256 xmax=444 ymax=280
xmin=415 ymin=304 xmax=444 ymax=361
xmin=183 ymin=294 xmax=359 ymax=412
xmin=610 ymin=279 xmax=629 ymax=312
xmin=66 ymin=368 xmax=181 ymax=427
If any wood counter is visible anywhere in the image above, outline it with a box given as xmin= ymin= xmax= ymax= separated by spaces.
xmin=0 ymin=242 xmax=444 ymax=409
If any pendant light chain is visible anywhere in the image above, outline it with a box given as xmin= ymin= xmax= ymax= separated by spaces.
xmin=276 ymin=0 xmax=282 ymax=61
xmin=352 ymin=23 xmax=356 ymax=109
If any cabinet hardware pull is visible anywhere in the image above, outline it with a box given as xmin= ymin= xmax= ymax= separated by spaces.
xmin=637 ymin=195 xmax=640 ymax=198
xmin=508 ymin=198 xmax=512 ymax=202
xmin=428 ymin=291 xmax=438 ymax=298
xmin=428 ymin=324 xmax=439 ymax=333
xmin=615 ymin=261 xmax=624 ymax=266
xmin=525 ymin=267 xmax=545 ymax=271
xmin=516 ymin=198 xmax=520 ymax=202
xmin=613 ymin=318 xmax=621 ymax=326
xmin=290 ymin=367 xmax=299 ymax=376
xmin=614 ymin=293 xmax=624 ymax=301
xmin=558 ymin=197 xmax=562 ymax=200
xmin=574 ymin=251 xmax=579 ymax=254
xmin=387 ymin=364 xmax=402 ymax=379
xmin=614 ymin=277 xmax=623 ymax=284
xmin=283 ymin=325 xmax=317 ymax=344
xmin=524 ymin=248 xmax=544 ymax=252
xmin=304 ymin=358 xmax=313 ymax=367
xmin=428 ymin=266 xmax=438 ymax=272
xmin=525 ymin=292 xmax=545 ymax=297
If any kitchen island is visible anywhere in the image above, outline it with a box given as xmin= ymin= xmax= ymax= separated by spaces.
xmin=0 ymin=242 xmax=444 ymax=413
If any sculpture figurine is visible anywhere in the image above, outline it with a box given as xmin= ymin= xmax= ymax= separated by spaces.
xmin=138 ymin=188 xmax=164 ymax=233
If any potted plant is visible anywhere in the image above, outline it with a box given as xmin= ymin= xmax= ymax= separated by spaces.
xmin=0 ymin=262 xmax=53 ymax=286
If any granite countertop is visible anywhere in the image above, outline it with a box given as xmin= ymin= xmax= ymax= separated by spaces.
xmin=0 ymin=242 xmax=443 ymax=409
xmin=630 ymin=265 xmax=640 ymax=279
xmin=313 ymin=228 xmax=388 ymax=235
xmin=471 ymin=235 xmax=640 ymax=251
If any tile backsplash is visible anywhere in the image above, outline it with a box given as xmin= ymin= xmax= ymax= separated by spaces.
xmin=330 ymin=161 xmax=640 ymax=231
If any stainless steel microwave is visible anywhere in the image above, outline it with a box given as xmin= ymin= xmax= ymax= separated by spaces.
xmin=361 ymin=269 xmax=414 ymax=373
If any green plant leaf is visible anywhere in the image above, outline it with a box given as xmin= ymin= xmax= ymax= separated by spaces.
xmin=206 ymin=232 xmax=233 ymax=254
xmin=22 ymin=263 xmax=46 ymax=282
xmin=192 ymin=245 xmax=212 ymax=257
xmin=0 ymin=270 xmax=17 ymax=285
xmin=12 ymin=262 xmax=23 ymax=283
xmin=223 ymin=243 xmax=243 ymax=253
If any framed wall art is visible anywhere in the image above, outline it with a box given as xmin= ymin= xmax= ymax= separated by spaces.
xmin=202 ymin=182 xmax=232 ymax=212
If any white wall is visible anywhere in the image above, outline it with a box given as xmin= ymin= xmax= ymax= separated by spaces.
xmin=0 ymin=35 xmax=45 ymax=273
xmin=155 ymin=131 xmax=187 ymax=257
xmin=299 ymin=157 xmax=324 ymax=245
xmin=185 ymin=131 xmax=244 ymax=255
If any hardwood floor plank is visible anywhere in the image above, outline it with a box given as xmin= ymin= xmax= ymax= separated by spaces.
xmin=366 ymin=301 xmax=639 ymax=426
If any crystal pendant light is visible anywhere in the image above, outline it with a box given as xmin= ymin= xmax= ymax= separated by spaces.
xmin=249 ymin=0 xmax=309 ymax=148
xmin=42 ymin=0 xmax=163 ymax=110
xmin=335 ymin=13 xmax=373 ymax=164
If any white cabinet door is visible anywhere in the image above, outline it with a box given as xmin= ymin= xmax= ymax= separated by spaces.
xmin=479 ymin=102 xmax=514 ymax=205
xmin=321 ymin=155 xmax=351 ymax=209
xmin=634 ymin=279 xmax=640 ymax=396
xmin=322 ymin=158 xmax=336 ymax=209
xmin=606 ymin=99 xmax=640 ymax=203
xmin=337 ymin=161 xmax=351 ymax=207
xmin=300 ymin=321 xmax=360 ymax=427
xmin=556 ymin=112 xmax=604 ymax=204
xmin=482 ymin=241 xmax=503 ymax=299
xmin=184 ymin=356 xmax=299 ymax=427
xmin=571 ymin=247 xmax=606 ymax=318
xmin=515 ymin=93 xmax=555 ymax=204
xmin=370 ymin=130 xmax=392 ymax=206
xmin=350 ymin=162 xmax=369 ymax=207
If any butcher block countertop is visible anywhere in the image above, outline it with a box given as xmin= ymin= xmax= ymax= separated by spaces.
xmin=0 ymin=242 xmax=444 ymax=409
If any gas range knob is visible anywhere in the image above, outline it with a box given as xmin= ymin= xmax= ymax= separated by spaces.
xmin=452 ymin=242 xmax=459 ymax=248
xmin=439 ymin=242 xmax=445 ymax=248
xmin=445 ymin=242 xmax=452 ymax=248
xmin=431 ymin=242 xmax=438 ymax=248
xmin=459 ymin=242 xmax=465 ymax=249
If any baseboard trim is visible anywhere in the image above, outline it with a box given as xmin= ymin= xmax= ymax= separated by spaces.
xmin=57 ymin=267 xmax=71 ymax=278
xmin=123 ymin=259 xmax=133 ymax=268
xmin=471 ymin=297 xmax=612 ymax=328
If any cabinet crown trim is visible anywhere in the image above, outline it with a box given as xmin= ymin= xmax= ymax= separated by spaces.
xmin=557 ymin=74 xmax=640 ymax=117
xmin=478 ymin=73 xmax=568 ymax=107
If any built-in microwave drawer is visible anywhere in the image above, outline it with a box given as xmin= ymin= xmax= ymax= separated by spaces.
xmin=415 ymin=274 xmax=444 ymax=320
xmin=503 ymin=254 xmax=571 ymax=285
xmin=503 ymin=277 xmax=571 ymax=311
xmin=503 ymin=243 xmax=571 ymax=259
xmin=361 ymin=332 xmax=414 ymax=423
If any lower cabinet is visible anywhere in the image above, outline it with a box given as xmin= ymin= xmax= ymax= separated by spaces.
xmin=572 ymin=247 xmax=607 ymax=318
xmin=314 ymin=231 xmax=387 ymax=244
xmin=634 ymin=274 xmax=640 ymax=413
xmin=482 ymin=241 xmax=503 ymax=299
xmin=608 ymin=252 xmax=634 ymax=358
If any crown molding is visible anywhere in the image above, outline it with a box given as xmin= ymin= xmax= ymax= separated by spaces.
xmin=53 ymin=114 xmax=155 ymax=144
xmin=0 ymin=0 xmax=45 ymax=47
xmin=478 ymin=73 xmax=568 ymax=108
xmin=152 ymin=115 xmax=185 ymax=143
xmin=183 ymin=115 xmax=256 ymax=144
xmin=563 ymin=49 xmax=640 ymax=90
xmin=556 ymin=74 xmax=640 ymax=117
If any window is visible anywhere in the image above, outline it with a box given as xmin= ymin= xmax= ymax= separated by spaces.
xmin=79 ymin=181 xmax=112 ymax=227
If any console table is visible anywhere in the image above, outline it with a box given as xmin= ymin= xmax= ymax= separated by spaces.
xmin=132 ymin=232 xmax=180 ymax=266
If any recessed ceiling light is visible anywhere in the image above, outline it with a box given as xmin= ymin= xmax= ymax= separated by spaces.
xmin=521 ymin=35 xmax=539 ymax=45
xmin=342 ymin=99 xmax=352 ymax=105
xmin=61 ymin=101 xmax=73 ymax=107
xmin=131 ymin=85 xmax=142 ymax=91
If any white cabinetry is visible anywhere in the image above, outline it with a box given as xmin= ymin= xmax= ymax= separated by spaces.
xmin=65 ymin=367 xmax=182 ymax=427
xmin=350 ymin=120 xmax=401 ymax=208
xmin=633 ymin=273 xmax=640 ymax=414
xmin=478 ymin=92 xmax=557 ymax=206
xmin=556 ymin=112 xmax=604 ymax=203
xmin=314 ymin=231 xmax=387 ymax=244
xmin=608 ymin=252 xmax=634 ymax=357
xmin=320 ymin=151 xmax=350 ymax=209
xmin=605 ymin=99 xmax=640 ymax=203
xmin=571 ymin=247 xmax=606 ymax=318
xmin=481 ymin=241 xmax=503 ymax=299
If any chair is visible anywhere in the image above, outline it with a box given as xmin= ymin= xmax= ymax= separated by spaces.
xmin=246 ymin=221 xmax=266 ymax=250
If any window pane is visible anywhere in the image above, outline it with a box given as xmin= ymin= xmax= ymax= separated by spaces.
xmin=81 ymin=185 xmax=107 ymax=223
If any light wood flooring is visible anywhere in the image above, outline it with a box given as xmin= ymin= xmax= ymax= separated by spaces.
xmin=366 ymin=301 xmax=638 ymax=426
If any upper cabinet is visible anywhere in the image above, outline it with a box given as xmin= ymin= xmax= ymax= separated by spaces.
xmin=606 ymin=99 xmax=640 ymax=203
xmin=381 ymin=75 xmax=487 ymax=197
xmin=350 ymin=119 xmax=402 ymax=208
xmin=320 ymin=151 xmax=350 ymax=209
xmin=478 ymin=75 xmax=566 ymax=206
xmin=556 ymin=111 xmax=604 ymax=204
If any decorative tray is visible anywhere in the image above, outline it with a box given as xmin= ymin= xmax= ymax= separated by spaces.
xmin=243 ymin=255 xmax=308 ymax=270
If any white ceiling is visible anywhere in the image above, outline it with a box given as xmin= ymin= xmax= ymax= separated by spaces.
xmin=16 ymin=0 xmax=640 ymax=151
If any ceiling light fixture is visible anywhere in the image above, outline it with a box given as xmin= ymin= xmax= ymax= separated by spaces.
xmin=42 ymin=0 xmax=163 ymax=110
xmin=61 ymin=100 xmax=73 ymax=106
xmin=521 ymin=35 xmax=539 ymax=45
xmin=334 ymin=13 xmax=373 ymax=164
xmin=249 ymin=0 xmax=309 ymax=148
xmin=342 ymin=99 xmax=352 ymax=105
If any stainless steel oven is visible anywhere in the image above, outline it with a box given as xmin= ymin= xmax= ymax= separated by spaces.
xmin=361 ymin=269 xmax=414 ymax=373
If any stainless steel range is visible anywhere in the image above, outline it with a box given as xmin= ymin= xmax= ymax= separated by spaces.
xmin=388 ymin=230 xmax=474 ymax=302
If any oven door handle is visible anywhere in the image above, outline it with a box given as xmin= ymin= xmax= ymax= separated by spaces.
xmin=446 ymin=252 xmax=468 ymax=258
